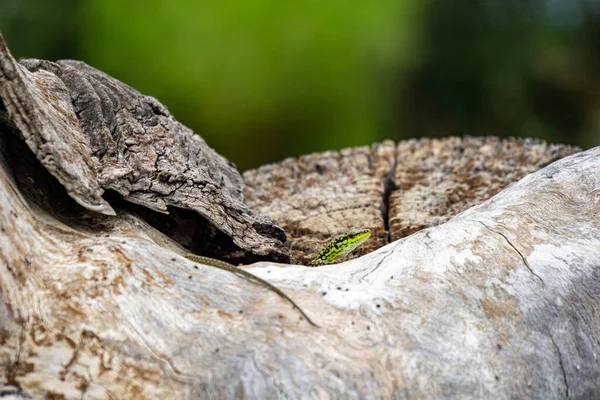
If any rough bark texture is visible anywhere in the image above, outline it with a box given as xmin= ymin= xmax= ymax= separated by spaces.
xmin=0 ymin=35 xmax=598 ymax=399
xmin=244 ymin=137 xmax=576 ymax=264
xmin=243 ymin=142 xmax=395 ymax=265
xmin=0 ymin=35 xmax=287 ymax=260
xmin=389 ymin=137 xmax=577 ymax=240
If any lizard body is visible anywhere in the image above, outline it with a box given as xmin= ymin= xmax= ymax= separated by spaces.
xmin=309 ymin=228 xmax=371 ymax=267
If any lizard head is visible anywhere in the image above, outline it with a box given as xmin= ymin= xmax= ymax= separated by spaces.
xmin=337 ymin=228 xmax=371 ymax=255
xmin=309 ymin=228 xmax=371 ymax=266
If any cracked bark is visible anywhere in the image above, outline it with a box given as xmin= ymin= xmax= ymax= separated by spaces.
xmin=1 ymin=34 xmax=599 ymax=399
xmin=244 ymin=137 xmax=576 ymax=264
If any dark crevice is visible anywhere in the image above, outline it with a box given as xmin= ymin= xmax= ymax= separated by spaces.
xmin=0 ymin=99 xmax=20 ymax=138
xmin=550 ymin=335 xmax=570 ymax=398
xmin=110 ymin=196 xmax=288 ymax=265
xmin=381 ymin=144 xmax=398 ymax=244
xmin=476 ymin=221 xmax=545 ymax=287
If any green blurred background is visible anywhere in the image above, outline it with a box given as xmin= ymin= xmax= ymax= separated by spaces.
xmin=2 ymin=0 xmax=599 ymax=170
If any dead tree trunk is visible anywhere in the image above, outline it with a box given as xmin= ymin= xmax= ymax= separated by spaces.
xmin=0 ymin=34 xmax=597 ymax=399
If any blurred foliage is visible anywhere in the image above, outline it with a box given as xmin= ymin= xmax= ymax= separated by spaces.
xmin=1 ymin=0 xmax=599 ymax=170
xmin=77 ymin=0 xmax=421 ymax=170
xmin=0 ymin=0 xmax=81 ymax=60
xmin=398 ymin=0 xmax=600 ymax=150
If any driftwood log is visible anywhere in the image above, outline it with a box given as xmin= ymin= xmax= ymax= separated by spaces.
xmin=0 ymin=34 xmax=598 ymax=399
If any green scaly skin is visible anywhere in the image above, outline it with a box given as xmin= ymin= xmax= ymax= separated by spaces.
xmin=309 ymin=228 xmax=371 ymax=267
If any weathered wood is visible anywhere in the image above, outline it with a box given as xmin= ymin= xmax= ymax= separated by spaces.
xmin=244 ymin=142 xmax=396 ymax=265
xmin=0 ymin=35 xmax=598 ymax=399
xmin=0 ymin=34 xmax=286 ymax=259
xmin=1 ymin=128 xmax=599 ymax=398
xmin=390 ymin=137 xmax=578 ymax=240
xmin=244 ymin=137 xmax=577 ymax=264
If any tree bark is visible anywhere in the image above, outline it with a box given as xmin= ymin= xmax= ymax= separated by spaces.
xmin=1 ymin=34 xmax=597 ymax=399
xmin=243 ymin=137 xmax=576 ymax=264
xmin=0 ymin=35 xmax=287 ymax=262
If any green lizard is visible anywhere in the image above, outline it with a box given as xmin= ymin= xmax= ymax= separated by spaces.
xmin=308 ymin=228 xmax=371 ymax=267
xmin=184 ymin=228 xmax=371 ymax=327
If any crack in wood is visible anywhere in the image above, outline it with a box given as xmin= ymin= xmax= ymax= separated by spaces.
xmin=550 ymin=335 xmax=570 ymax=399
xmin=476 ymin=220 xmax=545 ymax=287
xmin=381 ymin=145 xmax=398 ymax=243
